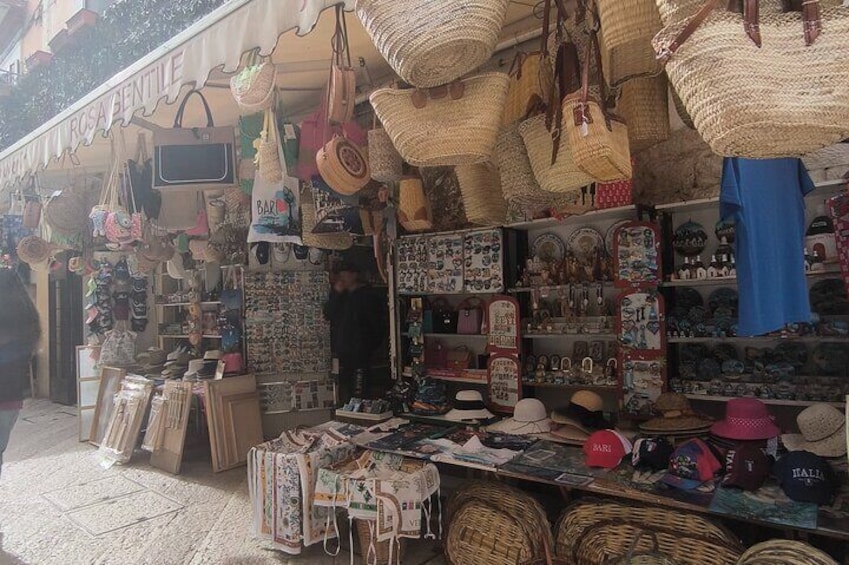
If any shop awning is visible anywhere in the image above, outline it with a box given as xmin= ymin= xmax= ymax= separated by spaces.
xmin=0 ymin=0 xmax=353 ymax=187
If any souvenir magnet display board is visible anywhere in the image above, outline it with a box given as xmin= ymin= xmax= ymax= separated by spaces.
xmin=620 ymin=352 xmax=666 ymax=418
xmin=613 ymin=221 xmax=661 ymax=286
xmin=397 ymin=228 xmax=504 ymax=294
xmin=617 ymin=289 xmax=665 ymax=352
xmin=827 ymin=190 xmax=849 ymax=296
xmin=487 ymin=295 xmax=520 ymax=352
xmin=488 ymin=353 xmax=521 ymax=413
xmin=463 ymin=228 xmax=503 ymax=293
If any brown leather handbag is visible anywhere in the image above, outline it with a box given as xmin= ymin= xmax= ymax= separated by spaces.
xmin=328 ymin=4 xmax=356 ymax=124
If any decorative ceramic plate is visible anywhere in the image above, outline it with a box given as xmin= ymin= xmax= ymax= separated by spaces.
xmin=531 ymin=233 xmax=566 ymax=264
xmin=715 ymin=218 xmax=736 ymax=245
xmin=809 ymin=279 xmax=849 ymax=315
xmin=605 ymin=220 xmax=629 ymax=256
xmin=708 ymin=287 xmax=739 ymax=316
xmin=676 ymin=287 xmax=704 ymax=312
xmin=673 ymin=220 xmax=708 ymax=256
xmin=812 ymin=343 xmax=849 ymax=375
xmin=568 ymin=227 xmax=604 ymax=260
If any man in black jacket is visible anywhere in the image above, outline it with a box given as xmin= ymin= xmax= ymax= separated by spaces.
xmin=323 ymin=263 xmax=387 ymax=405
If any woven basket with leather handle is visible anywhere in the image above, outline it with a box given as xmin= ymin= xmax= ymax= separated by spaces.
xmin=596 ymin=0 xmax=663 ymax=86
xmin=455 ymin=163 xmax=507 ymax=226
xmin=617 ymin=75 xmax=670 ymax=152
xmin=519 ymin=114 xmax=593 ymax=197
xmin=301 ymin=199 xmax=354 ymax=250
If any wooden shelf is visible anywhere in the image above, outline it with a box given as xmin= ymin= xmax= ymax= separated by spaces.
xmin=523 ymin=382 xmax=618 ymax=392
xmin=524 ymin=333 xmax=617 ymax=340
xmin=156 ymin=301 xmax=222 ymax=307
xmin=401 ymin=333 xmax=488 ymax=340
xmin=656 ymin=179 xmax=845 ymax=213
xmin=505 ymin=205 xmax=637 ymax=231
xmin=159 ymin=335 xmax=222 ymax=339
xmin=685 ymin=394 xmax=844 ymax=408
xmin=661 ymin=268 xmax=841 ymax=288
xmin=668 ymin=336 xmax=849 ymax=344
xmin=509 ymin=282 xmax=613 ymax=293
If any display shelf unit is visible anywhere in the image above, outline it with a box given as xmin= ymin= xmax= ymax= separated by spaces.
xmin=156 ymin=301 xmax=222 ymax=307
xmin=402 ymin=333 xmax=488 ymax=340
xmin=685 ymin=394 xmax=845 ymax=408
xmin=522 ymin=382 xmax=618 ymax=392
xmin=505 ymin=205 xmax=636 ymax=230
xmin=661 ymin=268 xmax=841 ymax=288
xmin=523 ymin=333 xmax=618 ymax=340
xmin=159 ymin=334 xmax=222 ymax=339
xmin=668 ymin=336 xmax=849 ymax=344
xmin=508 ymin=282 xmax=614 ymax=293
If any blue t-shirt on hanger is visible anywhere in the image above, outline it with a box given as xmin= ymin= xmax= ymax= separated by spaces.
xmin=720 ymin=157 xmax=815 ymax=336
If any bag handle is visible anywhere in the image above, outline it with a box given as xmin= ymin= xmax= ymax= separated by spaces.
xmin=332 ymin=4 xmax=352 ymax=69
xmin=410 ymin=80 xmax=465 ymax=109
xmin=657 ymin=0 xmax=724 ymax=60
xmin=173 ymin=90 xmax=215 ymax=129
xmin=802 ymin=0 xmax=821 ymax=45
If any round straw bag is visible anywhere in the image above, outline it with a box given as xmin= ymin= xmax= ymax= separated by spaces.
xmin=316 ymin=135 xmax=370 ymax=196
xmin=398 ymin=175 xmax=433 ymax=232
xmin=495 ymin=124 xmax=572 ymax=211
xmin=654 ymin=1 xmax=849 ymax=157
xmin=368 ymin=125 xmax=403 ymax=183
xmin=16 ymin=235 xmax=51 ymax=265
xmin=229 ymin=54 xmax=276 ymax=113
xmin=617 ymin=75 xmax=670 ymax=152
xmin=518 ymin=114 xmax=593 ymax=197
xmin=455 ymin=163 xmax=507 ymax=226
xmin=737 ymin=540 xmax=839 ymax=565
xmin=370 ymin=72 xmax=510 ymax=167
xmin=301 ymin=199 xmax=354 ymax=250
xmin=596 ymin=0 xmax=663 ymax=86
xmin=44 ymin=188 xmax=88 ymax=237
xmin=355 ymin=0 xmax=510 ymax=88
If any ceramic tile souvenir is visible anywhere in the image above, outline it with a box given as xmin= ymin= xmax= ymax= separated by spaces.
xmin=672 ymin=220 xmax=708 ymax=257
xmin=620 ymin=352 xmax=666 ymax=417
xmin=426 ymin=234 xmax=463 ymax=293
xmin=617 ymin=290 xmax=665 ymax=352
xmin=463 ymin=228 xmax=503 ymax=293
xmin=613 ymin=221 xmax=661 ymax=286
xmin=488 ymin=354 xmax=521 ymax=413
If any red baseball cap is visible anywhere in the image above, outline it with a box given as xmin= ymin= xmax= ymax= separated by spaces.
xmin=583 ymin=430 xmax=633 ymax=468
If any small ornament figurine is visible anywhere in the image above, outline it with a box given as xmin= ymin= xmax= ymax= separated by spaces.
xmin=719 ymin=254 xmax=731 ymax=277
xmin=810 ymin=249 xmax=825 ymax=272
xmin=694 ymin=255 xmax=707 ymax=280
xmin=728 ymin=255 xmax=737 ymax=277
xmin=678 ymin=257 xmax=691 ymax=280
xmin=707 ymin=254 xmax=721 ymax=278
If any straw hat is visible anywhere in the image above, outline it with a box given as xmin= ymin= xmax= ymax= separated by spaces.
xmin=16 ymin=236 xmax=51 ymax=265
xmin=486 ymin=398 xmax=550 ymax=435
xmin=781 ymin=403 xmax=847 ymax=458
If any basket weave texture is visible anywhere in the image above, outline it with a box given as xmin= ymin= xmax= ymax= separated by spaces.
xmin=736 ymin=540 xmax=839 ymax=565
xmin=370 ymin=72 xmax=510 ymax=168
xmin=596 ymin=0 xmax=663 ymax=85
xmin=654 ymin=2 xmax=849 ymax=157
xmin=617 ymin=75 xmax=670 ymax=152
xmin=455 ymin=163 xmax=507 ymax=226
xmin=355 ymin=519 xmax=406 ymax=565
xmin=518 ymin=114 xmax=593 ymax=197
xmin=368 ymin=127 xmax=403 ymax=183
xmin=301 ymin=199 xmax=354 ymax=250
xmin=355 ymin=0 xmax=510 ymax=88
xmin=446 ymin=499 xmax=536 ymax=565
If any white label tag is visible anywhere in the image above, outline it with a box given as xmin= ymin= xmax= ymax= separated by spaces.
xmin=284 ymin=124 xmax=296 ymax=139
xmin=51 ymin=190 xmax=63 ymax=198
xmin=580 ymin=122 xmax=589 ymax=138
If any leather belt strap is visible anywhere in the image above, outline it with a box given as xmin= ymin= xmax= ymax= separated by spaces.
xmin=743 ymin=0 xmax=762 ymax=46
xmin=802 ymin=0 xmax=821 ymax=45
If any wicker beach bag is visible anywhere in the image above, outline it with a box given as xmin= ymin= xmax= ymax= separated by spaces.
xmin=617 ymin=75 xmax=670 ymax=152
xmin=256 ymin=108 xmax=283 ymax=182
xmin=455 ymin=163 xmax=508 ymax=226
xmin=370 ymin=73 xmax=510 ymax=167
xmin=229 ymin=50 xmax=276 ymax=113
xmin=397 ymin=175 xmax=433 ymax=232
xmin=654 ymin=0 xmax=849 ymax=158
xmin=518 ymin=114 xmax=593 ymax=198
xmin=355 ymin=0 xmax=510 ymax=88
xmin=16 ymin=235 xmax=51 ymax=266
xmin=595 ymin=0 xmax=663 ymax=86
xmin=368 ymin=122 xmax=403 ymax=183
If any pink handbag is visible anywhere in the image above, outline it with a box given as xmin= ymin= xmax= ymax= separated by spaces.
xmin=457 ymin=298 xmax=484 ymax=335
xmin=223 ymin=352 xmax=244 ymax=374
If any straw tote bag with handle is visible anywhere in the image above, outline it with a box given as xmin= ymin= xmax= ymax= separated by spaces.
xmin=617 ymin=74 xmax=670 ymax=152
xmin=368 ymin=116 xmax=403 ymax=183
xmin=370 ymin=72 xmax=510 ymax=167
xmin=229 ymin=48 xmax=276 ymax=113
xmin=653 ymin=0 xmax=849 ymax=157
xmin=563 ymin=27 xmax=632 ymax=182
xmin=355 ymin=0 xmax=511 ymax=88
xmin=595 ymin=0 xmax=663 ymax=86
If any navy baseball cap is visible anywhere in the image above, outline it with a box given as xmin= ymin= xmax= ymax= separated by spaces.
xmin=632 ymin=437 xmax=674 ymax=472
xmin=773 ymin=450 xmax=839 ymax=506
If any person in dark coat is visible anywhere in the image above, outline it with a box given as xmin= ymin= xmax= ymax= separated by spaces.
xmin=0 ymin=269 xmax=40 ymax=477
xmin=323 ymin=262 xmax=387 ymax=405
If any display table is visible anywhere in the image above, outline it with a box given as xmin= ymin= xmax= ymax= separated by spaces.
xmin=344 ymin=420 xmax=849 ymax=543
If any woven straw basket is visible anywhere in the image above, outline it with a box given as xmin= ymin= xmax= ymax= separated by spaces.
xmin=398 ymin=176 xmax=433 ymax=232
xmin=230 ymin=61 xmax=276 ymax=113
xmin=355 ymin=519 xmax=405 ymax=565
xmin=368 ymin=127 xmax=403 ymax=183
xmin=654 ymin=3 xmax=849 ymax=157
xmin=596 ymin=0 xmax=663 ymax=86
xmin=574 ymin=521 xmax=742 ymax=565
xmin=446 ymin=500 xmax=535 ymax=565
xmin=16 ymin=235 xmax=51 ymax=265
xmin=518 ymin=114 xmax=593 ymax=196
xmin=355 ymin=0 xmax=510 ymax=88
xmin=656 ymin=0 xmax=844 ymax=26
xmin=502 ymin=52 xmax=553 ymax=127
xmin=301 ymin=199 xmax=354 ymax=250
xmin=495 ymin=125 xmax=573 ymax=212
xmin=737 ymin=540 xmax=839 ymax=565
xmin=455 ymin=163 xmax=507 ymax=226
xmin=617 ymin=75 xmax=670 ymax=152
xmin=370 ymin=72 xmax=510 ymax=168
xmin=44 ymin=190 xmax=88 ymax=237
xmin=563 ymin=93 xmax=633 ymax=182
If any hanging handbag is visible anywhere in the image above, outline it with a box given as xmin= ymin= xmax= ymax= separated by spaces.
xmin=446 ymin=346 xmax=472 ymax=370
xmin=431 ymin=298 xmax=458 ymax=334
xmin=315 ymin=135 xmax=370 ymax=196
xmin=327 ymin=4 xmax=356 ymax=125
xmin=153 ymin=90 xmax=236 ymax=191
xmin=22 ymin=198 xmax=41 ymax=230
xmin=229 ymin=48 xmax=276 ymax=113
xmin=563 ymin=28 xmax=632 ymax=182
xmin=99 ymin=327 xmax=137 ymax=368
xmin=256 ymin=107 xmax=283 ymax=182
xmin=425 ymin=339 xmax=448 ymax=369
xmin=457 ymin=297 xmax=485 ymax=335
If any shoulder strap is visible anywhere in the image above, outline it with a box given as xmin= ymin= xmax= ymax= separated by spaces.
xmin=657 ymin=0 xmax=724 ymax=60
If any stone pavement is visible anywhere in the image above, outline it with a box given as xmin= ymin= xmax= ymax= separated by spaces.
xmin=0 ymin=400 xmax=446 ymax=565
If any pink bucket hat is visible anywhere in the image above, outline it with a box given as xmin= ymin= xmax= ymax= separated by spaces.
xmin=710 ymin=398 xmax=780 ymax=441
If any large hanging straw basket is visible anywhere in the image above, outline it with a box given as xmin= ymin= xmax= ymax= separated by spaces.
xmin=370 ymin=72 xmax=510 ymax=168
xmin=494 ymin=125 xmax=571 ymax=212
xmin=301 ymin=199 xmax=354 ymax=250
xmin=518 ymin=114 xmax=593 ymax=197
xmin=446 ymin=500 xmax=535 ymax=565
xmin=368 ymin=126 xmax=403 ymax=183
xmin=656 ymin=0 xmax=843 ymax=27
xmin=44 ymin=189 xmax=88 ymax=237
xmin=736 ymin=540 xmax=839 ymax=565
xmin=653 ymin=3 xmax=849 ymax=157
xmin=563 ymin=92 xmax=633 ymax=182
xmin=355 ymin=0 xmax=511 ymax=88
xmin=455 ymin=163 xmax=507 ymax=226
xmin=617 ymin=75 xmax=670 ymax=152
xmin=596 ymin=0 xmax=663 ymax=86
xmin=502 ymin=52 xmax=552 ymax=127
xmin=230 ymin=60 xmax=276 ymax=113
xmin=397 ymin=175 xmax=432 ymax=232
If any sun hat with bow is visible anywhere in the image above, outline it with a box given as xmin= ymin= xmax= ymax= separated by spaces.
xmin=486 ymin=398 xmax=551 ymax=435
xmin=445 ymin=390 xmax=495 ymax=422
xmin=781 ymin=403 xmax=847 ymax=458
